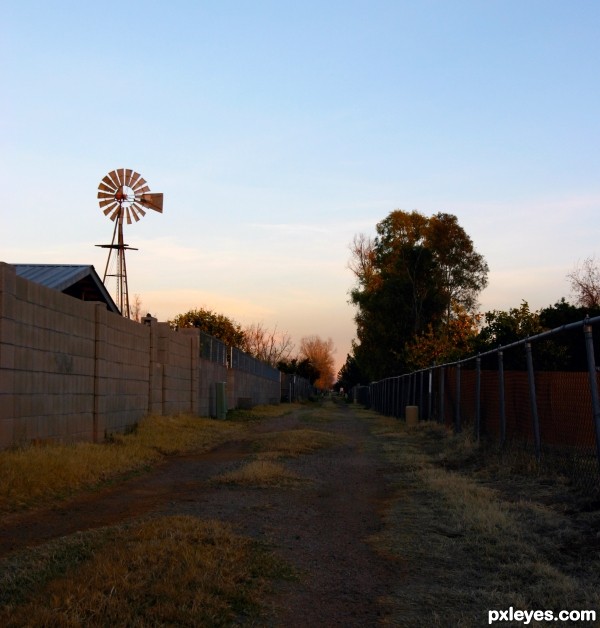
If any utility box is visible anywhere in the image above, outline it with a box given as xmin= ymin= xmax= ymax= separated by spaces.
xmin=406 ymin=405 xmax=419 ymax=426
xmin=216 ymin=382 xmax=227 ymax=419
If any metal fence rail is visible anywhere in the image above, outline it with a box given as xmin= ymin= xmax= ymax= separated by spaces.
xmin=280 ymin=373 xmax=317 ymax=402
xmin=361 ymin=315 xmax=600 ymax=487
xmin=230 ymin=346 xmax=281 ymax=382
xmin=199 ymin=331 xmax=228 ymax=366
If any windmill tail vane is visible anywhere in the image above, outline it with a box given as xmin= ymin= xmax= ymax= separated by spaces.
xmin=95 ymin=168 xmax=163 ymax=319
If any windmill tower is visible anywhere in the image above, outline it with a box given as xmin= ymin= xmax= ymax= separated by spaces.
xmin=96 ymin=168 xmax=163 ymax=318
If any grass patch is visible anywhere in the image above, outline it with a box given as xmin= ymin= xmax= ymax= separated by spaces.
xmin=252 ymin=428 xmax=340 ymax=459
xmin=214 ymin=460 xmax=304 ymax=488
xmin=226 ymin=403 xmax=301 ymax=422
xmin=0 ymin=515 xmax=291 ymax=627
xmin=0 ymin=414 xmax=241 ymax=513
xmin=361 ymin=412 xmax=600 ymax=627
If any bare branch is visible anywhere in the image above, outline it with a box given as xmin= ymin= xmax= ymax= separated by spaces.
xmin=567 ymin=256 xmax=600 ymax=308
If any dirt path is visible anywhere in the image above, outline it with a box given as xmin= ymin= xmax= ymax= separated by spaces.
xmin=0 ymin=401 xmax=401 ymax=626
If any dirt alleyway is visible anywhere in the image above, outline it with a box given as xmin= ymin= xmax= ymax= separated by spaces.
xmin=0 ymin=400 xmax=402 ymax=626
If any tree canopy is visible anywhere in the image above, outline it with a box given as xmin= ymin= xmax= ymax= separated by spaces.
xmin=347 ymin=209 xmax=488 ymax=380
xmin=169 ymin=308 xmax=247 ymax=349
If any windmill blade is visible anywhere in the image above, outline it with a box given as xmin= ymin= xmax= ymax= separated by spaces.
xmin=138 ymin=193 xmax=163 ymax=213
xmin=98 ymin=182 xmax=116 ymax=194
xmin=124 ymin=168 xmax=134 ymax=187
xmin=99 ymin=197 xmax=117 ymax=208
xmin=134 ymin=186 xmax=150 ymax=197
xmin=101 ymin=175 xmax=118 ymax=191
xmin=125 ymin=208 xmax=132 ymax=224
xmin=119 ymin=168 xmax=126 ymax=186
xmin=109 ymin=169 xmax=122 ymax=187
xmin=129 ymin=171 xmax=141 ymax=189
xmin=103 ymin=202 xmax=118 ymax=216
xmin=132 ymin=202 xmax=146 ymax=217
xmin=130 ymin=206 xmax=141 ymax=221
xmin=109 ymin=206 xmax=121 ymax=221
xmin=98 ymin=191 xmax=117 ymax=200
xmin=132 ymin=176 xmax=147 ymax=192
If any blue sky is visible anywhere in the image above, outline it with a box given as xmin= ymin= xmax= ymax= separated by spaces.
xmin=2 ymin=1 xmax=599 ymax=372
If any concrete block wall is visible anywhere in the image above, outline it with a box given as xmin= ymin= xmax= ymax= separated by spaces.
xmin=94 ymin=304 xmax=150 ymax=439
xmin=198 ymin=358 xmax=228 ymax=418
xmin=1 ymin=263 xmax=97 ymax=444
xmin=0 ymin=262 xmax=281 ymax=449
xmin=227 ymin=369 xmax=281 ymax=408
xmin=158 ymin=324 xmax=196 ymax=416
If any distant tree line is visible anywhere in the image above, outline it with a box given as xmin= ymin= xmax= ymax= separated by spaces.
xmin=169 ymin=307 xmax=336 ymax=390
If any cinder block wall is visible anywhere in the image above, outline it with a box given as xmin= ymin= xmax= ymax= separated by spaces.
xmin=0 ymin=263 xmax=98 ymax=445
xmin=227 ymin=369 xmax=280 ymax=408
xmin=94 ymin=304 xmax=150 ymax=439
xmin=0 ymin=262 xmax=281 ymax=449
xmin=198 ymin=358 xmax=228 ymax=418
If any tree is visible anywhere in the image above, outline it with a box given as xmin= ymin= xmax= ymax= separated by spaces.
xmin=336 ymin=353 xmax=367 ymax=392
xmin=475 ymin=300 xmax=543 ymax=349
xmin=567 ymin=256 xmax=600 ymax=309
xmin=169 ymin=307 xmax=246 ymax=349
xmin=131 ymin=294 xmax=143 ymax=323
xmin=243 ymin=322 xmax=294 ymax=366
xmin=277 ymin=357 xmax=321 ymax=384
xmin=405 ymin=303 xmax=481 ymax=370
xmin=299 ymin=335 xmax=336 ymax=390
xmin=348 ymin=209 xmax=488 ymax=380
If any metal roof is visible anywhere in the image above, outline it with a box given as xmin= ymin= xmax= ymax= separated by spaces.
xmin=12 ymin=264 xmax=120 ymax=314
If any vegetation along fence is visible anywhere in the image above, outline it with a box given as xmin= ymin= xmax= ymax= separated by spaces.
xmin=361 ymin=315 xmax=600 ymax=489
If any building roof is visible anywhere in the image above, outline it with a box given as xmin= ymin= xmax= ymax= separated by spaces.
xmin=12 ymin=264 xmax=120 ymax=314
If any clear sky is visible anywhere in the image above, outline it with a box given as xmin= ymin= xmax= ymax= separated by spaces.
xmin=2 ymin=1 xmax=599 ymax=374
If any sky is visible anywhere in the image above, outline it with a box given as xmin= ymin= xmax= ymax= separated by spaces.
xmin=2 ymin=1 xmax=600 ymax=374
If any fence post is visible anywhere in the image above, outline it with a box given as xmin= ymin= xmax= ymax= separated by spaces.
xmin=439 ymin=366 xmax=445 ymax=424
xmin=525 ymin=341 xmax=541 ymax=461
xmin=455 ymin=363 xmax=462 ymax=433
xmin=427 ymin=368 xmax=433 ymax=420
xmin=419 ymin=370 xmax=424 ymax=418
xmin=475 ymin=356 xmax=481 ymax=442
xmin=583 ymin=322 xmax=600 ymax=473
xmin=498 ymin=350 xmax=506 ymax=446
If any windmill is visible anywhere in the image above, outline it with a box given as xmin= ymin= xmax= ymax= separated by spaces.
xmin=96 ymin=168 xmax=163 ymax=319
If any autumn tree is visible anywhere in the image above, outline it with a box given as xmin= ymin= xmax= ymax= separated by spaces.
xmin=348 ymin=209 xmax=488 ymax=380
xmin=299 ymin=335 xmax=336 ymax=390
xmin=405 ymin=303 xmax=481 ymax=370
xmin=169 ymin=307 xmax=246 ymax=349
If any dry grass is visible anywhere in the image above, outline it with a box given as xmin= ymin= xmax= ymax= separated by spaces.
xmin=363 ymin=413 xmax=600 ymax=627
xmin=0 ymin=414 xmax=241 ymax=513
xmin=0 ymin=515 xmax=290 ymax=627
xmin=252 ymin=428 xmax=339 ymax=459
xmin=226 ymin=403 xmax=302 ymax=422
xmin=215 ymin=460 xmax=304 ymax=488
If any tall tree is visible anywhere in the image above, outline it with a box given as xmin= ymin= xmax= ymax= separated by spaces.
xmin=299 ymin=335 xmax=336 ymax=390
xmin=348 ymin=209 xmax=488 ymax=380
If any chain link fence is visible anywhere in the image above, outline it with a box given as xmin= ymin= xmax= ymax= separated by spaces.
xmin=199 ymin=331 xmax=228 ymax=366
xmin=359 ymin=316 xmax=600 ymax=490
xmin=230 ymin=346 xmax=281 ymax=382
